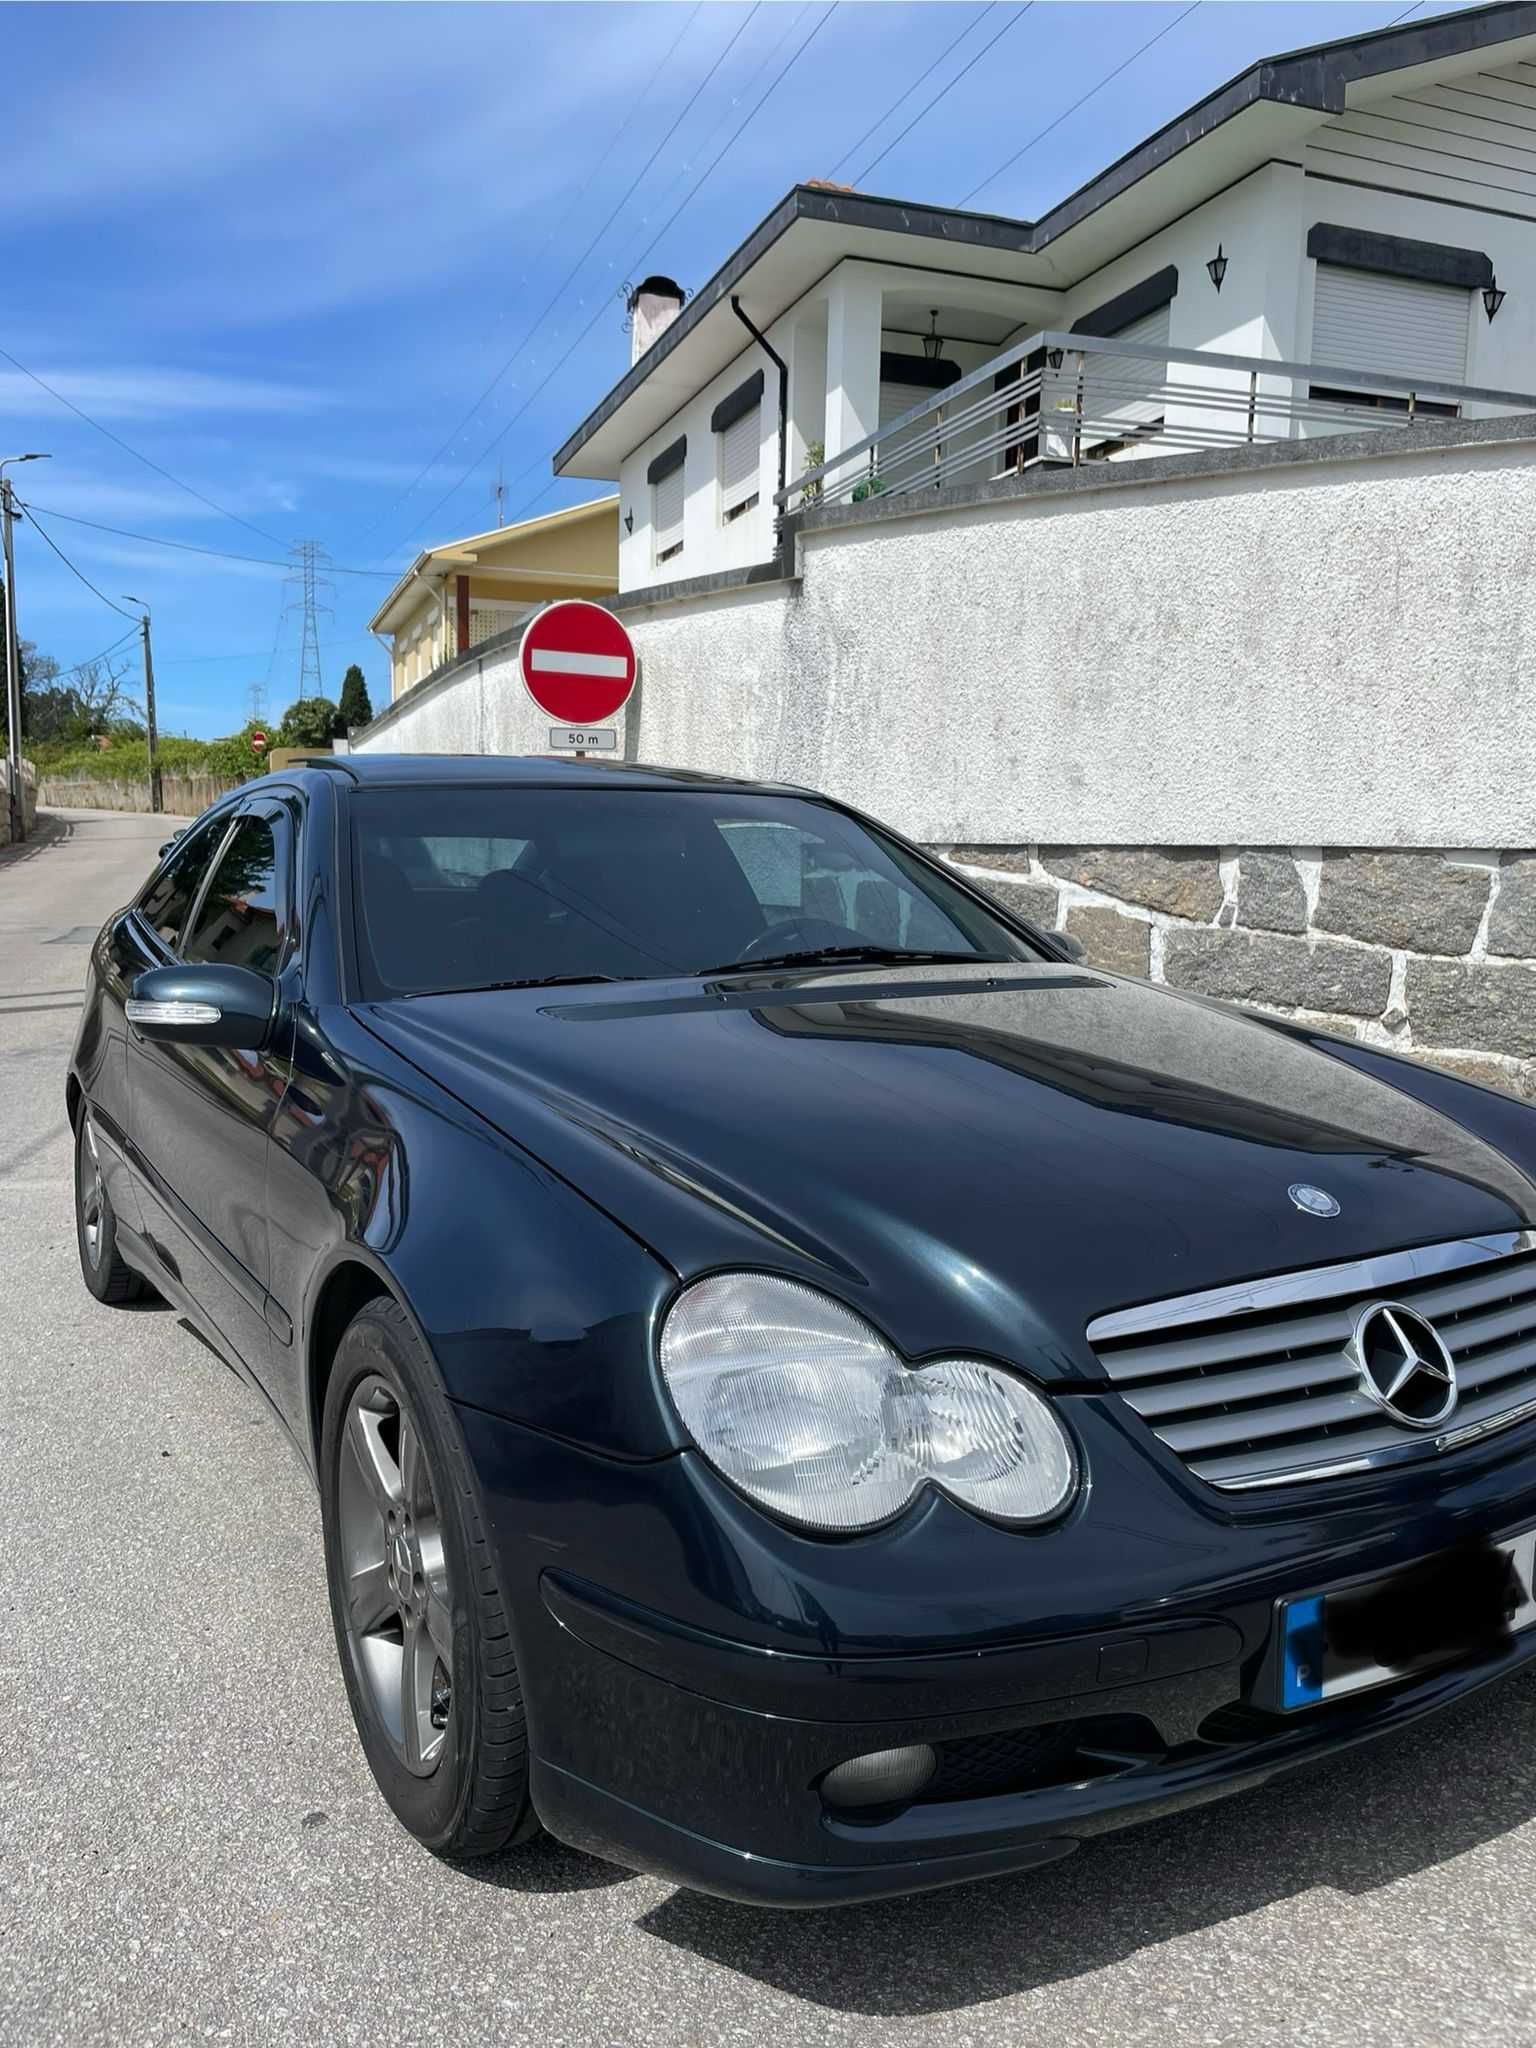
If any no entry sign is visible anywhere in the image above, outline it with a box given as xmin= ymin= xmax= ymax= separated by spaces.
xmin=519 ymin=601 xmax=636 ymax=725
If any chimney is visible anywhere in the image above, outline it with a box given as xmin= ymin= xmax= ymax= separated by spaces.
xmin=627 ymin=276 xmax=686 ymax=366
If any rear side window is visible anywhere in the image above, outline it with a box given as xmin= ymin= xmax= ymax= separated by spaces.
xmin=183 ymin=815 xmax=283 ymax=971
xmin=138 ymin=818 xmax=226 ymax=949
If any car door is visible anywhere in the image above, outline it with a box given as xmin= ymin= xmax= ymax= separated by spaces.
xmin=98 ymin=813 xmax=234 ymax=1243
xmin=127 ymin=796 xmax=296 ymax=1386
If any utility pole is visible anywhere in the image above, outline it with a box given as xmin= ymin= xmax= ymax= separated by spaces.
xmin=1 ymin=453 xmax=50 ymax=845
xmin=123 ymin=596 xmax=160 ymax=814
xmin=493 ymin=460 xmax=506 ymax=528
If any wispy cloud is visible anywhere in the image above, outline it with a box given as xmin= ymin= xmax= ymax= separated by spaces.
xmin=0 ymin=367 xmax=332 ymax=420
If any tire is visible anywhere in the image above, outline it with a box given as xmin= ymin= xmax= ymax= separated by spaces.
xmin=320 ymin=1296 xmax=537 ymax=1858
xmin=75 ymin=1106 xmax=147 ymax=1306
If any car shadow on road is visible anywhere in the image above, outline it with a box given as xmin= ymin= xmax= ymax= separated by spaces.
xmin=633 ymin=1666 xmax=1536 ymax=2015
xmin=452 ymin=1831 xmax=634 ymax=1895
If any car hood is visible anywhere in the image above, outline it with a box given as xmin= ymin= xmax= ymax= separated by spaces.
xmin=362 ymin=964 xmax=1536 ymax=1381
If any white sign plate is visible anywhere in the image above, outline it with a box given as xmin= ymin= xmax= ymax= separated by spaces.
xmin=548 ymin=726 xmax=618 ymax=752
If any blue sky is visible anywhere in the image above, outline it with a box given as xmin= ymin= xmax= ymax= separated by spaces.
xmin=5 ymin=0 xmax=1471 ymax=736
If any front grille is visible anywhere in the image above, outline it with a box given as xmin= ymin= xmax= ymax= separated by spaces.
xmin=1088 ymin=1231 xmax=1536 ymax=1490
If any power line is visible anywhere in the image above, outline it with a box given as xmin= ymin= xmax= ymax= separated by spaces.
xmin=630 ymin=0 xmax=813 ymax=234
xmin=472 ymin=10 xmax=819 ymax=544
xmin=0 ymin=343 xmax=292 ymax=549
xmin=960 ymin=0 xmax=1202 ymax=208
xmin=855 ymin=5 xmax=1032 ymax=186
xmin=48 ymin=627 xmax=140 ymax=683
xmin=402 ymin=1 xmax=839 ymax=551
xmin=826 ymin=4 xmax=996 ymax=180
xmin=352 ymin=0 xmax=711 ymax=549
xmin=19 ymin=505 xmax=139 ymax=620
xmin=358 ymin=2 xmax=757 ymax=555
xmin=14 ymin=502 xmax=395 ymax=576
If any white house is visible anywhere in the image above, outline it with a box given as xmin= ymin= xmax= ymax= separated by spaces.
xmin=365 ymin=3 xmax=1536 ymax=1091
xmin=554 ymin=1 xmax=1536 ymax=592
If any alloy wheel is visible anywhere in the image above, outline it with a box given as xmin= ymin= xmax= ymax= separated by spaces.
xmin=80 ymin=1112 xmax=106 ymax=1270
xmin=337 ymin=1375 xmax=454 ymax=1776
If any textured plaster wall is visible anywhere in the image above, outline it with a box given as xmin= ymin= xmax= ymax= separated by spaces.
xmin=622 ymin=433 xmax=1536 ymax=848
xmin=352 ymin=630 xmax=632 ymax=760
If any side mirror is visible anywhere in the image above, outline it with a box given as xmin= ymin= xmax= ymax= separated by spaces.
xmin=1053 ymin=930 xmax=1087 ymax=964
xmin=127 ymin=963 xmax=277 ymax=1049
xmin=157 ymin=827 xmax=186 ymax=858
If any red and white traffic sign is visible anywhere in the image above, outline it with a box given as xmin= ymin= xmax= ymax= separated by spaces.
xmin=251 ymin=729 xmax=268 ymax=754
xmin=519 ymin=601 xmax=636 ymax=725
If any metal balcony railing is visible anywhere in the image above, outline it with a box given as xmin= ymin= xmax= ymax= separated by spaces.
xmin=776 ymin=329 xmax=1536 ymax=513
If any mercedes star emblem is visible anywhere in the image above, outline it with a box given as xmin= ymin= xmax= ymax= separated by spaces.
xmin=1288 ymin=1183 xmax=1341 ymax=1217
xmin=1349 ymin=1302 xmax=1459 ymax=1430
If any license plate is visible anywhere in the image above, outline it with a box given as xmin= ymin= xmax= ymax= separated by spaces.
xmin=1276 ymin=1530 xmax=1536 ymax=1709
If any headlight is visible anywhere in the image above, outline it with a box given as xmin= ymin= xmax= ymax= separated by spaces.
xmin=657 ymin=1272 xmax=1077 ymax=1533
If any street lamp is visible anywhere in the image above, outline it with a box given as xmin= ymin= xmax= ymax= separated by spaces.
xmin=122 ymin=595 xmax=162 ymax=815
xmin=1 ymin=451 xmax=51 ymax=845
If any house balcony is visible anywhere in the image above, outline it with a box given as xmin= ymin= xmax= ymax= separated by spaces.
xmin=778 ymin=328 xmax=1536 ymax=517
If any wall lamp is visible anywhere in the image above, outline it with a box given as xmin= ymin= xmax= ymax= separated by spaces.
xmin=1483 ymin=279 xmax=1507 ymax=321
xmin=922 ymin=309 xmax=945 ymax=362
xmin=1206 ymin=243 xmax=1228 ymax=293
xmin=1045 ymin=346 xmax=1065 ymax=370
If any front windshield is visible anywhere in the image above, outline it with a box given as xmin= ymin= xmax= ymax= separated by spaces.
xmin=349 ymin=786 xmax=1041 ymax=999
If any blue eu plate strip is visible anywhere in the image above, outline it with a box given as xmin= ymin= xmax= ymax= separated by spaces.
xmin=1282 ymin=1595 xmax=1326 ymax=1708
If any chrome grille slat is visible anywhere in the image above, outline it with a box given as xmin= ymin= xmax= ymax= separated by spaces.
xmin=1099 ymin=1306 xmax=1355 ymax=1383
xmin=1443 ymin=1296 xmax=1536 ymax=1355
xmin=1158 ymin=1388 xmax=1380 ymax=1455
xmin=1404 ymin=1264 xmax=1536 ymax=1323
xmin=1122 ymin=1351 xmax=1360 ymax=1418
xmin=1091 ymin=1232 xmax=1536 ymax=1491
xmin=1188 ymin=1422 xmax=1418 ymax=1488
xmin=1457 ymin=1332 xmax=1536 ymax=1392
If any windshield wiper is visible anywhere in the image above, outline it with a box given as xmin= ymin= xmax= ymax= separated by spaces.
xmin=694 ymin=946 xmax=1007 ymax=978
xmin=411 ymin=973 xmax=638 ymax=997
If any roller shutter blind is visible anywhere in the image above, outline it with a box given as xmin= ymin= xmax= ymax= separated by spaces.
xmin=876 ymin=380 xmax=934 ymax=480
xmin=719 ymin=403 xmax=759 ymax=515
xmin=653 ymin=462 xmax=684 ymax=560
xmin=1086 ymin=300 xmax=1169 ymax=433
xmin=1311 ymin=264 xmax=1469 ymax=385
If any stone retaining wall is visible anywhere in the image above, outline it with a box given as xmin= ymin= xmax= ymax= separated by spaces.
xmin=938 ymin=845 xmax=1536 ymax=1099
xmin=37 ymin=773 xmax=239 ymax=815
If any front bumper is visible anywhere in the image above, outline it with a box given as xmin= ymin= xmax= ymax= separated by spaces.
xmin=459 ymin=1402 xmax=1536 ymax=1908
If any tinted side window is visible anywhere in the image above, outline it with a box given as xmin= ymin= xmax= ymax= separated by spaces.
xmin=182 ymin=816 xmax=283 ymax=971
xmin=139 ymin=820 xmax=226 ymax=949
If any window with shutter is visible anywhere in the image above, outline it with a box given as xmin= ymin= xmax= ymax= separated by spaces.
xmin=653 ymin=462 xmax=685 ymax=563
xmin=1083 ymin=301 xmax=1169 ymax=440
xmin=1310 ymin=264 xmax=1468 ymax=415
xmin=718 ymin=403 xmax=760 ymax=521
xmin=876 ymin=381 xmax=934 ymax=481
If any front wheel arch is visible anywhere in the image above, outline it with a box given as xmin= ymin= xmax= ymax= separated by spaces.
xmin=305 ymin=1256 xmax=402 ymax=1473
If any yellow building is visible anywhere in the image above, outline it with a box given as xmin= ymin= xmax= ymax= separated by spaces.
xmin=369 ymin=496 xmax=619 ymax=703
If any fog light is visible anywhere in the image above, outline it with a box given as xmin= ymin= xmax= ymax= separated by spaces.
xmin=821 ymin=1745 xmax=937 ymax=1809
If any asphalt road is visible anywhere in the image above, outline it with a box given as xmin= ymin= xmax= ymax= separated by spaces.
xmin=5 ymin=808 xmax=1536 ymax=2047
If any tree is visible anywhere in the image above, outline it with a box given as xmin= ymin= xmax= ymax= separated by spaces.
xmin=277 ymin=695 xmax=340 ymax=748
xmin=337 ymin=664 xmax=373 ymax=731
xmin=0 ymin=637 xmax=60 ymax=743
xmin=73 ymin=656 xmax=143 ymax=736
xmin=1 ymin=641 xmax=141 ymax=744
xmin=203 ymin=719 xmax=274 ymax=782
